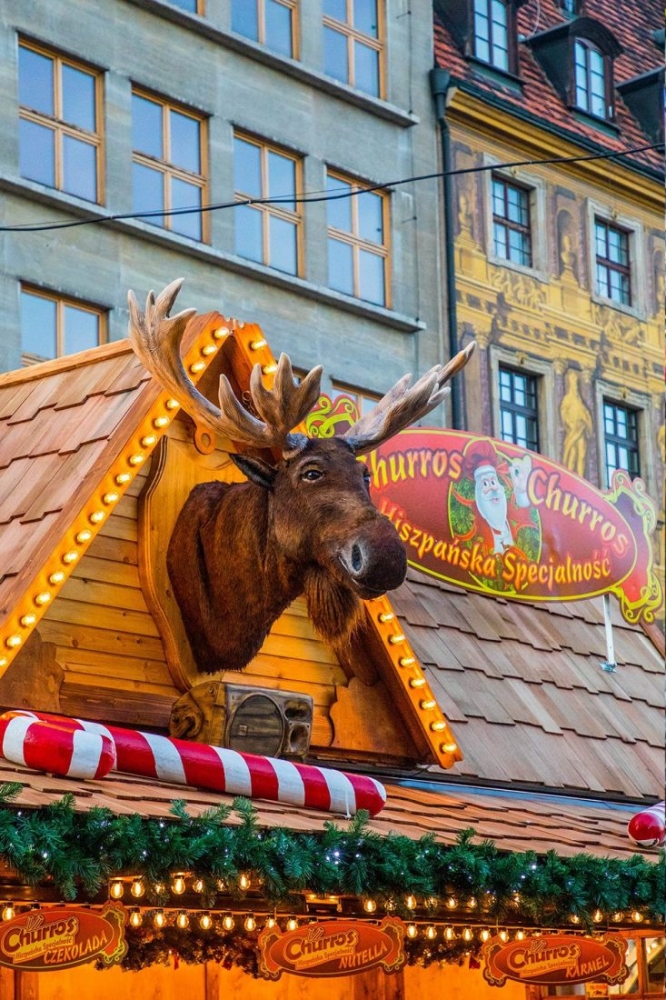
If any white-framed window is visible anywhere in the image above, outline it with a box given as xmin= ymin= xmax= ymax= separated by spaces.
xmin=587 ymin=202 xmax=644 ymax=316
xmin=489 ymin=347 xmax=557 ymax=459
xmin=594 ymin=380 xmax=653 ymax=491
xmin=483 ymin=159 xmax=547 ymax=279
xmin=473 ymin=0 xmax=510 ymax=72
xmin=574 ymin=37 xmax=610 ymax=119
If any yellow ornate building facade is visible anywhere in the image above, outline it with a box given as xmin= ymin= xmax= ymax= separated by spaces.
xmin=433 ymin=0 xmax=664 ymax=620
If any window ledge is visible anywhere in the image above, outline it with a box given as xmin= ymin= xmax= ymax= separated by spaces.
xmin=130 ymin=0 xmax=419 ymax=128
xmin=1 ymin=177 xmax=424 ymax=334
xmin=591 ymin=291 xmax=645 ymax=323
xmin=488 ymin=255 xmax=548 ymax=286
xmin=467 ymin=57 xmax=523 ymax=93
xmin=571 ymin=108 xmax=620 ymax=137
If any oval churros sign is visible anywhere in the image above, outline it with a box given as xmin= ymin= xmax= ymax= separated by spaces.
xmin=482 ymin=933 xmax=629 ymax=987
xmin=366 ymin=430 xmax=662 ymax=625
xmin=258 ymin=917 xmax=405 ymax=980
xmin=0 ymin=904 xmax=127 ymax=971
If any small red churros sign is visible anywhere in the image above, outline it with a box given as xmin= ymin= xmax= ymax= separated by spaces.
xmin=0 ymin=904 xmax=127 ymax=971
xmin=482 ymin=933 xmax=629 ymax=987
xmin=258 ymin=917 xmax=405 ymax=980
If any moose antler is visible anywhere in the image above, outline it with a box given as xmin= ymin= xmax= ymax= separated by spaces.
xmin=343 ymin=341 xmax=476 ymax=454
xmin=128 ymin=279 xmax=323 ymax=453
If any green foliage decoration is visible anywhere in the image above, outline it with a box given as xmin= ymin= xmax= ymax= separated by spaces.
xmin=0 ymin=784 xmax=662 ymax=969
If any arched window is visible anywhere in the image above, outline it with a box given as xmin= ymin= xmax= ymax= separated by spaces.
xmin=574 ymin=38 xmax=607 ymax=117
xmin=473 ymin=0 xmax=510 ymax=71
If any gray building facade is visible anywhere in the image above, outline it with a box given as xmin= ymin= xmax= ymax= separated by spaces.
xmin=0 ymin=0 xmax=448 ymax=411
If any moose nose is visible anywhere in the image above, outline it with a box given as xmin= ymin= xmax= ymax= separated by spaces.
xmin=338 ymin=529 xmax=407 ymax=595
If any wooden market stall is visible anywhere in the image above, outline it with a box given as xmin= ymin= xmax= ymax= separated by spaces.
xmin=0 ymin=301 xmax=662 ymax=999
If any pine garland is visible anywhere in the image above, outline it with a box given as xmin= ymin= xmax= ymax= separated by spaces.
xmin=0 ymin=783 xmax=663 ymax=934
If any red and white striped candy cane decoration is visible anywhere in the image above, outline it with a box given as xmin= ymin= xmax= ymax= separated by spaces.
xmin=0 ymin=711 xmax=386 ymax=817
xmin=628 ymin=801 xmax=665 ymax=848
xmin=0 ymin=713 xmax=115 ymax=780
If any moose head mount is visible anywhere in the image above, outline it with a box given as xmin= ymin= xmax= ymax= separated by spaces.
xmin=128 ymin=280 xmax=474 ymax=675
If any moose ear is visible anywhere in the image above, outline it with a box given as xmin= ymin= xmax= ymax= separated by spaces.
xmin=230 ymin=453 xmax=278 ymax=490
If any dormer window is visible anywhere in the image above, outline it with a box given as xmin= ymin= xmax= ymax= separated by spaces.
xmin=473 ymin=0 xmax=509 ymax=71
xmin=528 ymin=19 xmax=621 ymax=123
xmin=574 ymin=38 xmax=607 ymax=117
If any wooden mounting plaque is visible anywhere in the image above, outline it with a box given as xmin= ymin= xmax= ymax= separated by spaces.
xmin=138 ymin=421 xmax=245 ymax=691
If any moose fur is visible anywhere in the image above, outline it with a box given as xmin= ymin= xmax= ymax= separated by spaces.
xmin=128 ymin=279 xmax=474 ymax=675
xmin=167 ymin=438 xmax=406 ymax=673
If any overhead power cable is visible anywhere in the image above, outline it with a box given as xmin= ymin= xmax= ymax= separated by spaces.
xmin=1 ymin=142 xmax=662 ymax=234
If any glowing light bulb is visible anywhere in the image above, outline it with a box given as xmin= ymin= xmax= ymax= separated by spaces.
xmin=515 ymin=929 xmax=526 ymax=941
xmin=499 ymin=929 xmax=509 ymax=943
xmin=444 ymin=926 xmax=456 ymax=941
xmin=115 ymin=473 xmax=132 ymax=485
xmin=20 ymin=614 xmax=36 ymax=627
xmin=570 ymin=914 xmax=581 ymax=925
xmin=153 ymin=909 xmax=166 ymax=928
xmin=399 ymin=656 xmax=416 ymax=667
xmin=631 ymin=911 xmax=644 ymax=923
xmin=388 ymin=633 xmax=405 ymax=645
xmin=244 ymin=914 xmax=257 ymax=932
xmin=286 ymin=917 xmax=298 ymax=932
xmin=249 ymin=338 xmax=266 ymax=350
xmin=2 ymin=903 xmax=15 ymax=921
xmin=265 ymin=915 xmax=277 ymax=929
xmin=405 ymin=895 xmax=417 ymax=910
xmin=462 ymin=927 xmax=474 ymax=942
xmin=34 ymin=592 xmax=51 ymax=606
xmin=75 ymin=530 xmax=92 ymax=544
xmin=199 ymin=912 xmax=213 ymax=930
xmin=202 ymin=344 xmax=217 ymax=356
xmin=446 ymin=896 xmax=458 ymax=909
xmin=479 ymin=928 xmax=491 ymax=942
xmin=89 ymin=511 xmax=105 ymax=523
xmin=192 ymin=878 xmax=204 ymax=893
xmin=153 ymin=416 xmax=170 ymax=428
xmin=238 ymin=873 xmax=251 ymax=891
xmin=140 ymin=435 xmax=157 ymax=447
xmin=171 ymin=876 xmax=186 ymax=895
xmin=592 ymin=909 xmax=604 ymax=923
xmin=406 ymin=923 xmax=418 ymax=939
xmin=131 ymin=879 xmax=145 ymax=899
xmin=109 ymin=880 xmax=124 ymax=900
xmin=102 ymin=492 xmax=119 ymax=505
xmin=442 ymin=742 xmax=458 ymax=754
xmin=49 ymin=571 xmax=65 ymax=585
xmin=363 ymin=899 xmax=377 ymax=913
xmin=176 ymin=910 xmax=189 ymax=929
xmin=222 ymin=913 xmax=235 ymax=931
xmin=129 ymin=908 xmax=143 ymax=928
xmin=426 ymin=925 xmax=437 ymax=940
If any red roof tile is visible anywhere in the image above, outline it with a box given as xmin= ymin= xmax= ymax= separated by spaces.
xmin=434 ymin=0 xmax=663 ymax=173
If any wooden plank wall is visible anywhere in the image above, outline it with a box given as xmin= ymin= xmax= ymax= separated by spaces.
xmin=37 ymin=459 xmax=345 ymax=743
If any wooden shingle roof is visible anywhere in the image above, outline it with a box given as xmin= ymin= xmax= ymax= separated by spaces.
xmin=0 ymin=756 xmax=651 ymax=860
xmin=393 ymin=570 xmax=664 ymax=800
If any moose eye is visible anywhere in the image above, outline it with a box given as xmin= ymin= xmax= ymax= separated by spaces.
xmin=363 ymin=469 xmax=372 ymax=488
xmin=302 ymin=468 xmax=323 ymax=482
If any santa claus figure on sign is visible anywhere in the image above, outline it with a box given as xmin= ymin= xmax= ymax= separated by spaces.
xmin=454 ymin=440 xmax=533 ymax=556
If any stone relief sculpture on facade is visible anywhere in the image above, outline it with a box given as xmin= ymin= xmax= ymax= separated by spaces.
xmin=560 ymin=369 xmax=594 ymax=479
